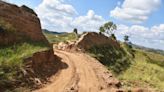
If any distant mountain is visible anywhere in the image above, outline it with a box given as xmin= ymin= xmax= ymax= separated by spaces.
xmin=42 ymin=29 xmax=67 ymax=34
xmin=132 ymin=44 xmax=164 ymax=55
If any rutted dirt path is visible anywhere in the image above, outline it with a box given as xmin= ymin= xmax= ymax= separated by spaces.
xmin=34 ymin=50 xmax=120 ymax=92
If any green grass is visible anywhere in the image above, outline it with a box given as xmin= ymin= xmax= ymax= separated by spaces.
xmin=87 ymin=43 xmax=133 ymax=74
xmin=0 ymin=42 xmax=49 ymax=90
xmin=118 ymin=50 xmax=164 ymax=91
xmin=87 ymin=43 xmax=164 ymax=91
xmin=43 ymin=32 xmax=77 ymax=43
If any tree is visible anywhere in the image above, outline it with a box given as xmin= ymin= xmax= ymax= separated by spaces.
xmin=99 ymin=21 xmax=117 ymax=39
xmin=73 ymin=28 xmax=78 ymax=39
xmin=73 ymin=28 xmax=78 ymax=34
xmin=124 ymin=35 xmax=133 ymax=50
xmin=111 ymin=34 xmax=116 ymax=40
xmin=124 ymin=35 xmax=129 ymax=42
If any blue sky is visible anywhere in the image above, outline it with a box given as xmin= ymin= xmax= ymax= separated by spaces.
xmin=9 ymin=0 xmax=164 ymax=27
xmin=6 ymin=0 xmax=164 ymax=50
xmin=67 ymin=0 xmax=164 ymax=27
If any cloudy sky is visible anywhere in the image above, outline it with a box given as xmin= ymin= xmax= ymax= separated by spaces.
xmin=5 ymin=0 xmax=164 ymax=50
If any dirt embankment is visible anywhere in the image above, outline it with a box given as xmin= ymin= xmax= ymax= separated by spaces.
xmin=18 ymin=49 xmax=67 ymax=90
xmin=0 ymin=1 xmax=48 ymax=46
xmin=75 ymin=32 xmax=120 ymax=50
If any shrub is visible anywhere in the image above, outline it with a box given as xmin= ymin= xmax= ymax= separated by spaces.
xmin=88 ymin=44 xmax=132 ymax=74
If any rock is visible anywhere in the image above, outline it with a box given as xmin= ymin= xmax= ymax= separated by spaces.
xmin=75 ymin=32 xmax=120 ymax=50
xmin=70 ymin=87 xmax=74 ymax=90
xmin=34 ymin=78 xmax=42 ymax=86
xmin=57 ymin=42 xmax=68 ymax=50
xmin=0 ymin=1 xmax=48 ymax=46
xmin=107 ymin=78 xmax=121 ymax=88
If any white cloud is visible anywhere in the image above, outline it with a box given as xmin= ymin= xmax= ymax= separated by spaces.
xmin=72 ymin=10 xmax=105 ymax=32
xmin=110 ymin=0 xmax=161 ymax=23
xmin=35 ymin=0 xmax=77 ymax=32
xmin=117 ymin=24 xmax=164 ymax=39
xmin=116 ymin=24 xmax=164 ymax=49
xmin=35 ymin=0 xmax=105 ymax=32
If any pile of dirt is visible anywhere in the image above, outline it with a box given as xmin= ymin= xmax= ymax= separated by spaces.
xmin=19 ymin=49 xmax=66 ymax=89
xmin=0 ymin=1 xmax=48 ymax=46
xmin=75 ymin=32 xmax=120 ymax=50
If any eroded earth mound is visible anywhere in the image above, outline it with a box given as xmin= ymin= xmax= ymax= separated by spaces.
xmin=0 ymin=1 xmax=48 ymax=46
xmin=75 ymin=32 xmax=120 ymax=50
xmin=21 ymin=49 xmax=64 ymax=89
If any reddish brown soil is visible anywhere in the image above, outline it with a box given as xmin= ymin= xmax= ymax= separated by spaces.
xmin=34 ymin=49 xmax=121 ymax=92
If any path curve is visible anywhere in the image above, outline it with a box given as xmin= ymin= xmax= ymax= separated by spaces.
xmin=34 ymin=50 xmax=120 ymax=92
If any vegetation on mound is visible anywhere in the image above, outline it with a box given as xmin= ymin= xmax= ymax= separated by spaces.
xmin=87 ymin=43 xmax=133 ymax=74
xmin=0 ymin=42 xmax=49 ymax=91
xmin=88 ymin=43 xmax=164 ymax=91
xmin=0 ymin=18 xmax=16 ymax=33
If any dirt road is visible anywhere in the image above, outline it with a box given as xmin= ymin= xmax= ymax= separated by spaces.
xmin=34 ymin=50 xmax=120 ymax=92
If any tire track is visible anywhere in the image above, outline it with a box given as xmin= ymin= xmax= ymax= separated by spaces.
xmin=34 ymin=50 xmax=120 ymax=92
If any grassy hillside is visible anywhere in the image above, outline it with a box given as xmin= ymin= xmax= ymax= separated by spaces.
xmin=118 ymin=50 xmax=164 ymax=91
xmin=88 ymin=43 xmax=164 ymax=91
xmin=87 ymin=43 xmax=134 ymax=74
xmin=43 ymin=31 xmax=77 ymax=44
xmin=0 ymin=42 xmax=49 ymax=91
xmin=133 ymin=44 xmax=164 ymax=55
